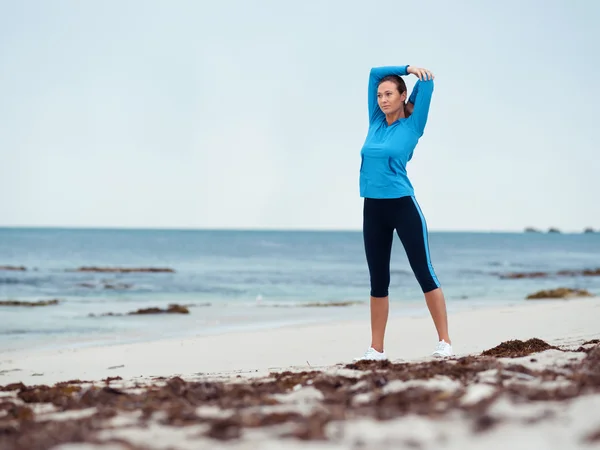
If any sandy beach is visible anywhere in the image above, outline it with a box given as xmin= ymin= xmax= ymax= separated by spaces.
xmin=1 ymin=297 xmax=600 ymax=449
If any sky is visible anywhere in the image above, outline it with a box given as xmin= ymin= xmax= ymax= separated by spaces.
xmin=0 ymin=0 xmax=598 ymax=232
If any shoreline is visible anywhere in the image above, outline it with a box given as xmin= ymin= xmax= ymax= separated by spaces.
xmin=1 ymin=297 xmax=598 ymax=386
xmin=0 ymin=296 xmax=518 ymax=356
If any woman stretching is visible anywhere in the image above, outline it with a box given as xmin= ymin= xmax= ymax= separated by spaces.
xmin=355 ymin=64 xmax=452 ymax=361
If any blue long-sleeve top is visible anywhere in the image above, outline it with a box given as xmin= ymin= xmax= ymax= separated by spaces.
xmin=359 ymin=65 xmax=434 ymax=199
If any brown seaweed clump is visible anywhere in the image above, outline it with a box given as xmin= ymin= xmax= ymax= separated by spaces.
xmin=0 ymin=299 xmax=60 ymax=307
xmin=526 ymin=288 xmax=593 ymax=300
xmin=481 ymin=338 xmax=559 ymax=358
xmin=0 ymin=340 xmax=598 ymax=449
xmin=89 ymin=304 xmax=190 ymax=317
xmin=0 ymin=265 xmax=27 ymax=271
xmin=72 ymin=266 xmax=175 ymax=273
xmin=77 ymin=282 xmax=133 ymax=290
xmin=585 ymin=427 xmax=600 ymax=443
xmin=129 ymin=304 xmax=189 ymax=315
xmin=300 ymin=301 xmax=363 ymax=307
xmin=500 ymin=268 xmax=600 ymax=279
xmin=500 ymin=271 xmax=549 ymax=279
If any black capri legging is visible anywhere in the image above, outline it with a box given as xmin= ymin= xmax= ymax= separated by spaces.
xmin=363 ymin=196 xmax=440 ymax=297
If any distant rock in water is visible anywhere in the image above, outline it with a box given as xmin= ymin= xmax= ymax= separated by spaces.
xmin=104 ymin=282 xmax=133 ymax=290
xmin=259 ymin=300 xmax=364 ymax=308
xmin=90 ymin=303 xmax=190 ymax=317
xmin=500 ymin=271 xmax=548 ymax=279
xmin=300 ymin=301 xmax=363 ymax=307
xmin=523 ymin=227 xmax=563 ymax=234
xmin=524 ymin=227 xmax=541 ymax=233
xmin=584 ymin=227 xmax=596 ymax=234
xmin=71 ymin=266 xmax=175 ymax=273
xmin=500 ymin=268 xmax=600 ymax=279
xmin=526 ymin=288 xmax=593 ymax=299
xmin=0 ymin=265 xmax=26 ymax=271
xmin=130 ymin=304 xmax=189 ymax=315
xmin=0 ymin=299 xmax=60 ymax=307
xmin=76 ymin=281 xmax=133 ymax=290
xmin=557 ymin=268 xmax=600 ymax=277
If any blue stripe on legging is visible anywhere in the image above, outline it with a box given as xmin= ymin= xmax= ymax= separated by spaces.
xmin=410 ymin=196 xmax=440 ymax=288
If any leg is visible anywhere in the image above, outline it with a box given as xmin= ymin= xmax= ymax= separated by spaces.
xmin=362 ymin=199 xmax=394 ymax=353
xmin=393 ymin=197 xmax=451 ymax=345
xmin=370 ymin=296 xmax=389 ymax=353
xmin=424 ymin=288 xmax=450 ymax=344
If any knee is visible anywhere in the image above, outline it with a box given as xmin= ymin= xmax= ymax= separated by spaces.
xmin=411 ymin=262 xmax=440 ymax=293
xmin=418 ymin=276 xmax=441 ymax=293
xmin=370 ymin=287 xmax=389 ymax=298
xmin=370 ymin=274 xmax=390 ymax=298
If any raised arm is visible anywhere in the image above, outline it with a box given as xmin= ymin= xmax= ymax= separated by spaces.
xmin=406 ymin=78 xmax=434 ymax=136
xmin=368 ymin=65 xmax=409 ymax=124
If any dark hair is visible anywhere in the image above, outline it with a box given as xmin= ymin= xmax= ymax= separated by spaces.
xmin=378 ymin=75 xmax=407 ymax=95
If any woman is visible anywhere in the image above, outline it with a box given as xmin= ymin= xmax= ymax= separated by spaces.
xmin=354 ymin=64 xmax=452 ymax=361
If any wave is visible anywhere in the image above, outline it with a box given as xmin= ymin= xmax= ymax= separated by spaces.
xmin=487 ymin=261 xmax=539 ymax=268
xmin=0 ymin=329 xmax=31 ymax=335
xmin=457 ymin=269 xmax=491 ymax=276
xmin=0 ymin=277 xmax=46 ymax=286
xmin=390 ymin=269 xmax=412 ymax=276
xmin=255 ymin=300 xmax=365 ymax=308
xmin=0 ymin=326 xmax=108 ymax=335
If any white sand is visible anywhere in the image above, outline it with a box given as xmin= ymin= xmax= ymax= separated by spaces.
xmin=1 ymin=298 xmax=600 ymax=450
xmin=1 ymin=297 xmax=598 ymax=386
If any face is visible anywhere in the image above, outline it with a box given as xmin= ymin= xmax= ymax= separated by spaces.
xmin=377 ymin=81 xmax=406 ymax=115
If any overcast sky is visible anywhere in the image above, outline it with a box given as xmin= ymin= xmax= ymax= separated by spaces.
xmin=1 ymin=0 xmax=598 ymax=232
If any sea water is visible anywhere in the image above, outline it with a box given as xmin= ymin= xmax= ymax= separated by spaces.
xmin=1 ymin=227 xmax=598 ymax=353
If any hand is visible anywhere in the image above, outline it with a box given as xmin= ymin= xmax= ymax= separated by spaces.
xmin=407 ymin=66 xmax=434 ymax=81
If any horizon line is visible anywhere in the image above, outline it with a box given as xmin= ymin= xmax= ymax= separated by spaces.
xmin=0 ymin=224 xmax=595 ymax=234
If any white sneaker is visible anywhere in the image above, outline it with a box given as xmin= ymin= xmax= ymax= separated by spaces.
xmin=353 ymin=347 xmax=388 ymax=362
xmin=432 ymin=340 xmax=453 ymax=357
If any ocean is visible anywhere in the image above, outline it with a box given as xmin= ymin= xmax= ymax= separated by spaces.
xmin=1 ymin=227 xmax=598 ymax=354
